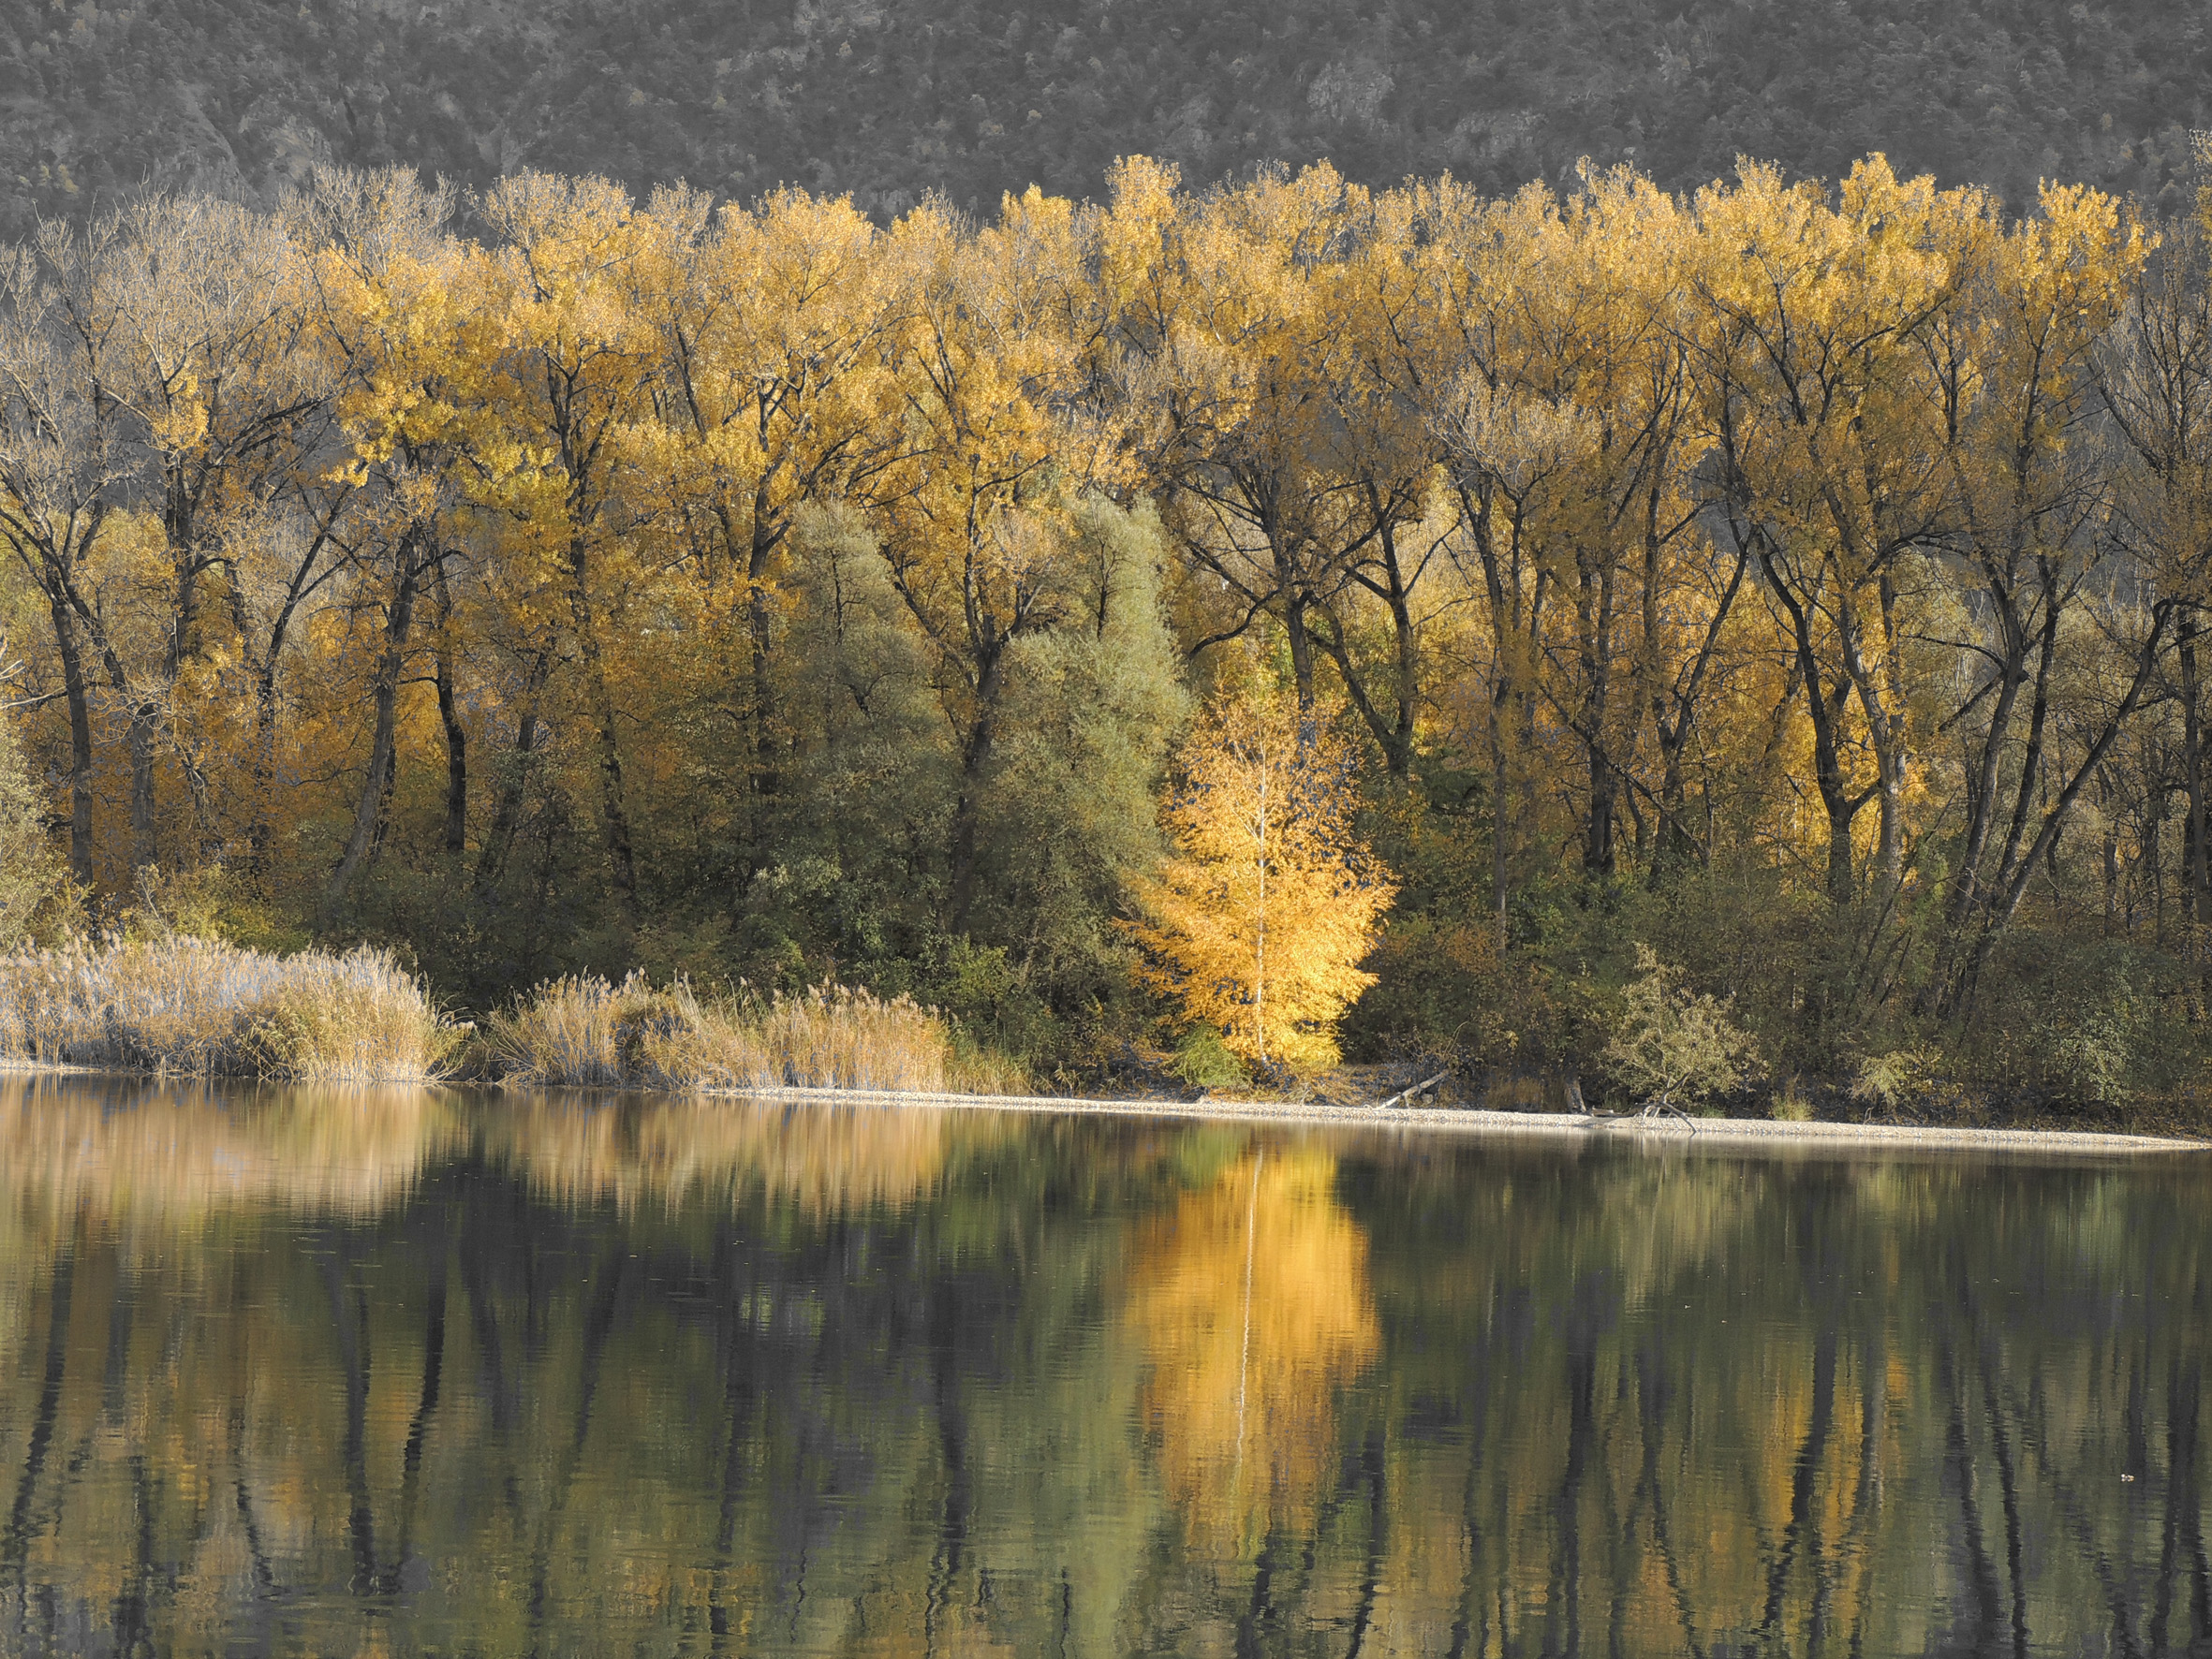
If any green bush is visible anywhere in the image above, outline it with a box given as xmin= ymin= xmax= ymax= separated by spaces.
xmin=1600 ymin=945 xmax=1762 ymax=1109
xmin=1172 ymin=1024 xmax=1247 ymax=1090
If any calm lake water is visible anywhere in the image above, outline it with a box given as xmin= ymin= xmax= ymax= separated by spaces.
xmin=1 ymin=1078 xmax=2207 ymax=1656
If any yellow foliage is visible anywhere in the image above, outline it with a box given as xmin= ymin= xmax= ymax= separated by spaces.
xmin=1128 ymin=691 xmax=1394 ymax=1071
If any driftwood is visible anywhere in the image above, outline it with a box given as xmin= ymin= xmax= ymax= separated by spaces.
xmin=1374 ymin=1071 xmax=1451 ymax=1109
xmin=1584 ymin=1093 xmax=1698 ymax=1132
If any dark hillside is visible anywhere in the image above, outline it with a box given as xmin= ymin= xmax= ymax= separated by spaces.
xmin=4 ymin=0 xmax=2206 ymax=229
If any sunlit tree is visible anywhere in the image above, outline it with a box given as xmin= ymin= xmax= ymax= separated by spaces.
xmin=1128 ymin=688 xmax=1394 ymax=1070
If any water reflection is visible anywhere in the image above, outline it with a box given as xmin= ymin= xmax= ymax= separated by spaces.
xmin=0 ymin=1087 xmax=2205 ymax=1655
xmin=482 ymin=1090 xmax=1004 ymax=1215
xmin=1128 ymin=1145 xmax=1379 ymax=1560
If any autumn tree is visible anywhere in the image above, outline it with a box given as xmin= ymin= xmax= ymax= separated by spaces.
xmin=1692 ymin=157 xmax=1970 ymax=906
xmin=480 ymin=172 xmax=659 ymax=939
xmin=637 ymin=185 xmax=901 ymax=832
xmin=1128 ymin=688 xmax=1394 ymax=1071
xmin=0 ymin=223 xmax=136 ymax=888
xmin=1924 ymin=184 xmax=2152 ymax=1012
xmin=865 ymin=188 xmax=1111 ymax=933
xmin=298 ymin=168 xmax=488 ymax=922
xmin=1113 ymin=161 xmax=1408 ymax=715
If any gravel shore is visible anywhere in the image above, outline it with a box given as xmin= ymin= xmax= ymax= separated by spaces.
xmin=725 ymin=1084 xmax=2208 ymax=1154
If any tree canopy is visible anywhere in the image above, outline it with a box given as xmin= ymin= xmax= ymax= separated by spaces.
xmin=6 ymin=153 xmax=2212 ymax=1108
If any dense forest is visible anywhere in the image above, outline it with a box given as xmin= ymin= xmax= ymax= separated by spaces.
xmin=4 ymin=0 xmax=2208 ymax=241
xmin=5 ymin=153 xmax=2212 ymax=1115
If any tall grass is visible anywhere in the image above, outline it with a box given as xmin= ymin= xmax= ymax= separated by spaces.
xmin=0 ymin=937 xmax=454 ymax=1082
xmin=483 ymin=973 xmax=1025 ymax=1094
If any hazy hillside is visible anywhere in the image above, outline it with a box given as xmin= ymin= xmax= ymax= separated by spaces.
xmin=4 ymin=0 xmax=2207 ymax=230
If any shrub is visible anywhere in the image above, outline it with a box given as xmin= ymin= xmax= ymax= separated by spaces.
xmin=1600 ymin=945 xmax=1761 ymax=1109
xmin=1850 ymin=1045 xmax=1943 ymax=1114
xmin=1172 ymin=1023 xmax=1248 ymax=1090
xmin=1771 ymin=1075 xmax=1816 ymax=1122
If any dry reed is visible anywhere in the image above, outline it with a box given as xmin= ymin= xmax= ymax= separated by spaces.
xmin=484 ymin=973 xmax=1025 ymax=1094
xmin=0 ymin=937 xmax=454 ymax=1082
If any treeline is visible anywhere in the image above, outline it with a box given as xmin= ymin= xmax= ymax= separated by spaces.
xmin=4 ymin=154 xmax=2212 ymax=1110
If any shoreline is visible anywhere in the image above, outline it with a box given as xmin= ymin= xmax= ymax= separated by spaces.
xmin=703 ymin=1083 xmax=2208 ymax=1154
xmin=4 ymin=1059 xmax=2203 ymax=1153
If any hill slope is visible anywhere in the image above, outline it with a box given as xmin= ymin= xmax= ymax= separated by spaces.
xmin=4 ymin=0 xmax=2207 ymax=231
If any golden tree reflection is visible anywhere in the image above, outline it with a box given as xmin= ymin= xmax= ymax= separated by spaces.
xmin=1126 ymin=1143 xmax=1379 ymax=1558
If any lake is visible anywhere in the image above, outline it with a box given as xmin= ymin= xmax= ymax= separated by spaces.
xmin=0 ymin=1076 xmax=2205 ymax=1656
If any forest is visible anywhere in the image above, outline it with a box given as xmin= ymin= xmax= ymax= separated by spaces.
xmin=4 ymin=152 xmax=2212 ymax=1117
xmin=6 ymin=0 xmax=2209 ymax=241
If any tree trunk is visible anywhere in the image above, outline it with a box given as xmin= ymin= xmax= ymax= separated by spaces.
xmin=474 ymin=654 xmax=552 ymax=903
xmin=319 ymin=540 xmax=422 ymax=924
xmin=1316 ymin=511 xmax=1422 ymax=779
xmin=567 ymin=546 xmax=641 ymax=937
xmin=2184 ymin=621 xmax=2209 ymax=925
xmin=1576 ymin=546 xmax=1620 ymax=878
xmin=432 ymin=570 xmax=468 ymax=861
xmin=1284 ymin=590 xmax=1317 ymax=716
xmin=946 ymin=646 xmax=1009 ymax=936
xmin=1751 ymin=537 xmax=1866 ymax=907
xmin=48 ymin=595 xmax=94 ymax=889
xmin=748 ymin=498 xmax=782 ymax=803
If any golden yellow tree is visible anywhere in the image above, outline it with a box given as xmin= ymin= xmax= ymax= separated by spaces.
xmin=1128 ymin=691 xmax=1394 ymax=1070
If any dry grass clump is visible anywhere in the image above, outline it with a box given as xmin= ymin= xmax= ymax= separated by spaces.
xmin=0 ymin=937 xmax=454 ymax=1082
xmin=481 ymin=971 xmax=633 ymax=1087
xmin=484 ymin=973 xmax=1025 ymax=1094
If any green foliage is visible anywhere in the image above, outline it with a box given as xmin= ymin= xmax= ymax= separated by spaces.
xmin=1600 ymin=945 xmax=1762 ymax=1109
xmin=1851 ymin=1045 xmax=1943 ymax=1115
xmin=116 ymin=863 xmax=312 ymax=956
xmin=971 ymin=498 xmax=1188 ymax=1014
xmin=1172 ymin=1023 xmax=1247 ymax=1090
xmin=0 ymin=712 xmax=62 ymax=947
xmin=1956 ymin=933 xmax=2188 ymax=1110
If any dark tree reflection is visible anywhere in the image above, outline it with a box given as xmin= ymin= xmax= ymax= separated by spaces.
xmin=0 ymin=1081 xmax=2206 ymax=1655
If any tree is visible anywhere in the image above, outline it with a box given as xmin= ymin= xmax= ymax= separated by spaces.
xmin=299 ymin=168 xmax=486 ymax=923
xmin=1115 ymin=162 xmax=1400 ymax=716
xmin=638 ymin=185 xmax=901 ymax=844
xmin=480 ymin=171 xmax=659 ymax=940
xmin=0 ymin=224 xmax=134 ymax=889
xmin=865 ymin=188 xmax=1109 ymax=933
xmin=0 ymin=685 xmax=63 ymax=944
xmin=1127 ymin=688 xmax=1394 ymax=1071
xmin=1692 ymin=156 xmax=1972 ymax=905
